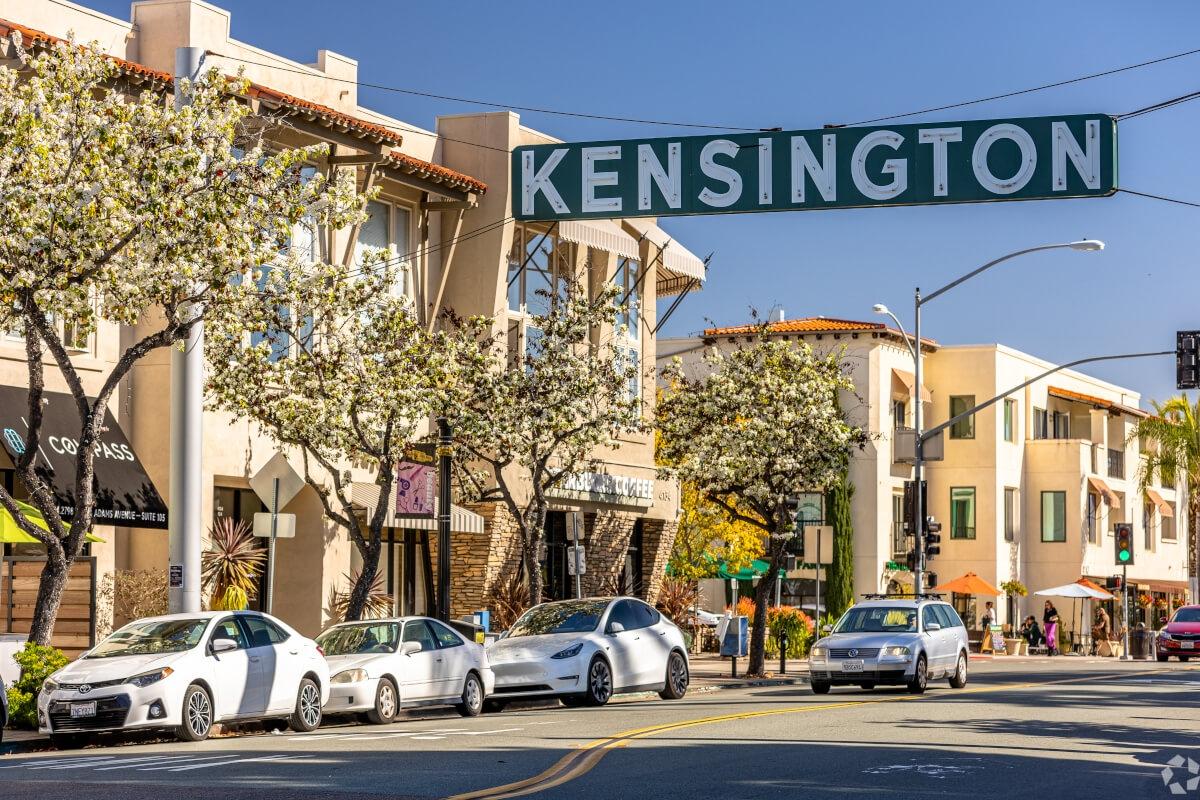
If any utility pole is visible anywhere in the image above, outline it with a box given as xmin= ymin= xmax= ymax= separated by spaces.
xmin=436 ymin=417 xmax=452 ymax=621
xmin=1120 ymin=563 xmax=1131 ymax=661
xmin=167 ymin=47 xmax=206 ymax=615
xmin=912 ymin=289 xmax=925 ymax=595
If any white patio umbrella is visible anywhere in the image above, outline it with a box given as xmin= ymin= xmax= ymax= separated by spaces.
xmin=1034 ymin=582 xmax=1115 ymax=650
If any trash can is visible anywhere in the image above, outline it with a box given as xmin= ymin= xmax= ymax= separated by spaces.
xmin=1129 ymin=628 xmax=1149 ymax=659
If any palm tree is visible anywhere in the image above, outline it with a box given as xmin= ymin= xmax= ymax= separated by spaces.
xmin=1133 ymin=395 xmax=1200 ymax=586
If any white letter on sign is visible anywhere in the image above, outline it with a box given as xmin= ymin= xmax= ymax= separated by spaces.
xmin=790 ymin=134 xmax=836 ymax=204
xmin=1051 ymin=120 xmax=1100 ymax=191
xmin=638 ymin=143 xmax=681 ymax=210
xmin=522 ymin=148 xmax=570 ymax=216
xmin=972 ymin=124 xmax=1036 ymax=195
xmin=851 ymin=130 xmax=907 ymax=201
xmin=758 ymin=138 xmax=773 ymax=205
xmin=698 ymin=139 xmax=743 ymax=208
xmin=918 ymin=127 xmax=962 ymax=197
xmin=582 ymin=146 xmax=623 ymax=213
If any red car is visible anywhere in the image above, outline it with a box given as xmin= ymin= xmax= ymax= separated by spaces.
xmin=1157 ymin=605 xmax=1200 ymax=662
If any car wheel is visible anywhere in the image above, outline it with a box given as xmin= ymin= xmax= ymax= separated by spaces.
xmin=176 ymin=683 xmax=213 ymax=742
xmin=559 ymin=695 xmax=586 ymax=708
xmin=482 ymin=699 xmax=508 ymax=714
xmin=288 ymin=678 xmax=323 ymax=733
xmin=584 ymin=657 xmax=613 ymax=706
xmin=659 ymin=652 xmax=689 ymax=700
xmin=858 ymin=682 xmax=876 ymax=691
xmin=366 ymin=678 xmax=398 ymax=725
xmin=949 ymin=652 xmax=968 ymax=689
xmin=50 ymin=733 xmax=88 ymax=750
xmin=1181 ymin=656 xmax=1191 ymax=663
xmin=811 ymin=680 xmax=831 ymax=695
xmin=457 ymin=673 xmax=484 ymax=718
xmin=907 ymin=655 xmax=928 ymax=694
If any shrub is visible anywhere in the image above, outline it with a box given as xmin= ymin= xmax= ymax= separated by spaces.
xmin=489 ymin=573 xmax=530 ymax=632
xmin=96 ymin=569 xmax=169 ymax=633
xmin=764 ymin=606 xmax=814 ymax=659
xmin=202 ymin=516 xmax=266 ymax=611
xmin=1000 ymin=580 xmax=1028 ymax=597
xmin=6 ymin=642 xmax=69 ymax=729
xmin=655 ymin=577 xmax=698 ymax=624
xmin=327 ymin=570 xmax=393 ymax=622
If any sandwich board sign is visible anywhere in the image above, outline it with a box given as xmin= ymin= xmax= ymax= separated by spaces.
xmin=514 ymin=114 xmax=1116 ymax=221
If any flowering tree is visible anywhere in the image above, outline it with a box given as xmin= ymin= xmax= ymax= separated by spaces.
xmin=445 ymin=283 xmax=644 ymax=605
xmin=658 ymin=336 xmax=866 ymax=676
xmin=668 ymin=482 xmax=764 ymax=583
xmin=206 ymin=252 xmax=490 ymax=621
xmin=0 ymin=36 xmax=361 ymax=643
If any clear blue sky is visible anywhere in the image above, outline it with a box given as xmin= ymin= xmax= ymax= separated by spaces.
xmin=90 ymin=0 xmax=1200 ymax=403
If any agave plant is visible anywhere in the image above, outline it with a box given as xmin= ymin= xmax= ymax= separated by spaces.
xmin=202 ymin=517 xmax=267 ymax=611
xmin=655 ymin=577 xmax=699 ymax=624
xmin=327 ymin=570 xmax=393 ymax=622
xmin=488 ymin=573 xmax=530 ymax=631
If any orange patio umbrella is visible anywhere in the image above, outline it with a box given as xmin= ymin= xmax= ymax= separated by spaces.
xmin=932 ymin=572 xmax=1001 ymax=596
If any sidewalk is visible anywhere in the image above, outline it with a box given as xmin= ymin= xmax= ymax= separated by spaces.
xmin=686 ymin=652 xmax=809 ymax=691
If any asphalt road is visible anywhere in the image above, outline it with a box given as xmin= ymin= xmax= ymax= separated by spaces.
xmin=0 ymin=658 xmax=1196 ymax=800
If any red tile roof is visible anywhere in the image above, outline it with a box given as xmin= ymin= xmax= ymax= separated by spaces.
xmin=1047 ymin=386 xmax=1147 ymax=418
xmin=704 ymin=316 xmax=937 ymax=348
xmin=0 ymin=18 xmax=486 ymax=196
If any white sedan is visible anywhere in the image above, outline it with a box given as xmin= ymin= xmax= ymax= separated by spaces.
xmin=317 ymin=617 xmax=494 ymax=722
xmin=38 ymin=611 xmax=329 ymax=747
xmin=485 ymin=597 xmax=689 ymax=708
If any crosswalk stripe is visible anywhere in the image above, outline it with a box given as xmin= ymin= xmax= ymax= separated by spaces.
xmin=27 ymin=758 xmax=120 ymax=771
xmin=0 ymin=756 xmax=115 ymax=769
xmin=94 ymin=755 xmax=230 ymax=771
xmin=160 ymin=754 xmax=313 ymax=772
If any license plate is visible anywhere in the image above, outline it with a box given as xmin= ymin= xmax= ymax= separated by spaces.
xmin=1183 ymin=641 xmax=1195 ymax=650
xmin=70 ymin=702 xmax=96 ymax=718
xmin=840 ymin=660 xmax=864 ymax=672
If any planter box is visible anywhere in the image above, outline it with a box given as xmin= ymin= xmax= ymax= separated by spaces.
xmin=1004 ymin=638 xmax=1024 ymax=656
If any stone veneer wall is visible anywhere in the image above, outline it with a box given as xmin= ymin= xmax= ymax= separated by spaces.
xmin=582 ymin=510 xmax=638 ymax=596
xmin=641 ymin=518 xmax=679 ymax=604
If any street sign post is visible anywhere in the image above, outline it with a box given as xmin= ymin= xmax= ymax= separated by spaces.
xmin=514 ymin=115 xmax=1116 ymax=221
xmin=568 ymin=512 xmax=585 ymax=598
xmin=249 ymin=453 xmax=305 ymax=615
xmin=253 ymin=512 xmax=296 ymax=539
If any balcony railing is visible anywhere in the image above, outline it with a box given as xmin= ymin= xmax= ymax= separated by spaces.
xmin=1107 ymin=448 xmax=1125 ymax=480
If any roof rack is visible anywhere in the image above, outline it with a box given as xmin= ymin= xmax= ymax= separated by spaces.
xmin=861 ymin=592 xmax=944 ymax=600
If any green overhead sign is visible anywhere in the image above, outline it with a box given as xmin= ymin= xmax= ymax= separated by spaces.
xmin=512 ymin=114 xmax=1117 ymax=221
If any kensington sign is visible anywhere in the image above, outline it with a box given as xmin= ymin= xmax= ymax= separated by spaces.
xmin=512 ymin=114 xmax=1116 ymax=221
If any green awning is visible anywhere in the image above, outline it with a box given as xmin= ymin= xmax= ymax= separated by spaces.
xmin=717 ymin=559 xmax=770 ymax=580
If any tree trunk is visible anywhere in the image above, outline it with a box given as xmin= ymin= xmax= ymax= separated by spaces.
xmin=747 ymin=557 xmax=777 ymax=676
xmin=27 ymin=542 xmax=71 ymax=646
xmin=345 ymin=538 xmax=382 ymax=622
xmin=523 ymin=502 xmax=548 ymax=606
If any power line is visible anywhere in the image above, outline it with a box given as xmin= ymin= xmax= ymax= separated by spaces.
xmin=836 ymin=46 xmax=1200 ymax=127
xmin=1119 ymin=188 xmax=1200 ymax=209
xmin=209 ymin=51 xmax=762 ymax=133
xmin=1117 ymin=89 xmax=1200 ymax=121
xmin=339 ymin=215 xmax=515 ymax=282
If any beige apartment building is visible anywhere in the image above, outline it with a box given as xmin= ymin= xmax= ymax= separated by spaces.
xmin=661 ymin=316 xmax=1190 ymax=640
xmin=0 ymin=0 xmax=698 ymax=652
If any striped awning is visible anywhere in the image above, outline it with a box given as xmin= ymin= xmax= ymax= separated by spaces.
xmin=1087 ymin=476 xmax=1120 ymax=509
xmin=558 ymin=219 xmax=641 ymax=261
xmin=621 ymin=219 xmax=707 ymax=296
xmin=350 ymin=482 xmax=484 ymax=534
xmin=1146 ymin=489 xmax=1174 ymax=517
xmin=891 ymin=368 xmax=933 ymax=403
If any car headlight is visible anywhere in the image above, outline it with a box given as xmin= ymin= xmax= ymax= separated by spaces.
xmin=1159 ymin=632 xmax=1173 ymax=640
xmin=332 ymin=669 xmax=368 ymax=684
xmin=42 ymin=678 xmax=59 ymax=693
xmin=551 ymin=643 xmax=584 ymax=660
xmin=810 ymin=646 xmax=827 ymax=660
xmin=883 ymin=646 xmax=911 ymax=657
xmin=127 ymin=667 xmax=174 ymax=688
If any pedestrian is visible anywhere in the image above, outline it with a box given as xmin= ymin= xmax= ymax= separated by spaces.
xmin=1020 ymin=616 xmax=1044 ymax=649
xmin=1043 ymin=600 xmax=1061 ymax=656
xmin=980 ymin=601 xmax=995 ymax=630
xmin=1091 ymin=605 xmax=1111 ymax=652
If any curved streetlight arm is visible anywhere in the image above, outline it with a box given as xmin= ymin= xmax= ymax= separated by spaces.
xmin=921 ymin=244 xmax=1079 ymax=306
xmin=921 ymin=350 xmax=1173 ymax=444
xmin=878 ymin=309 xmax=918 ymax=363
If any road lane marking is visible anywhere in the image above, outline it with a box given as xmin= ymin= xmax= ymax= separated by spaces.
xmin=0 ymin=756 xmax=116 ymax=769
xmin=92 ymin=755 xmax=223 ymax=771
xmin=25 ymin=758 xmax=119 ymax=771
xmin=447 ymin=667 xmax=1180 ymax=800
xmin=153 ymin=755 xmax=314 ymax=772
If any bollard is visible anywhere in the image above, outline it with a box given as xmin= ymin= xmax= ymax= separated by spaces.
xmin=779 ymin=629 xmax=788 ymax=675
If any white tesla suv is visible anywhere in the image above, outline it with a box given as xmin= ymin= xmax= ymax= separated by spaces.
xmin=485 ymin=597 xmax=689 ymax=708
xmin=809 ymin=598 xmax=969 ymax=694
xmin=38 ymin=611 xmax=329 ymax=747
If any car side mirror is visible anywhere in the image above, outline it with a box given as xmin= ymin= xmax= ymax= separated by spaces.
xmin=400 ymin=641 xmax=423 ymax=656
xmin=925 ymin=622 xmax=942 ymax=632
xmin=211 ymin=637 xmax=239 ymax=654
xmin=608 ymin=622 xmax=625 ymax=635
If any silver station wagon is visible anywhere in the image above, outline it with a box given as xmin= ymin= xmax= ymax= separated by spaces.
xmin=808 ymin=597 xmax=969 ymax=694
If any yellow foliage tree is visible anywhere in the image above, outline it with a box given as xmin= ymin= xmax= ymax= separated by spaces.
xmin=669 ymin=483 xmax=764 ymax=581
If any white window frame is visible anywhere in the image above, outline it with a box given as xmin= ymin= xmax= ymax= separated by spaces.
xmin=506 ymin=224 xmax=575 ymax=370
xmin=355 ymin=197 xmax=415 ymax=300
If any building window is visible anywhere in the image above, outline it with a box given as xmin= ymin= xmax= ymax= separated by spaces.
xmin=1052 ymin=410 xmax=1070 ymax=439
xmin=892 ymin=492 xmax=906 ymax=557
xmin=1032 ymin=408 xmax=1048 ymax=440
xmin=507 ymin=225 xmax=574 ymax=370
xmin=1003 ymin=399 xmax=1017 ymax=442
xmin=949 ymin=395 xmax=975 ymax=439
xmin=892 ymin=399 xmax=906 ymax=429
xmin=1004 ymin=488 xmax=1018 ymax=542
xmin=1041 ymin=491 xmax=1066 ymax=542
xmin=1163 ymin=506 xmax=1176 ymax=540
xmin=1085 ymin=492 xmax=1099 ymax=544
xmin=624 ymin=519 xmax=644 ymax=598
xmin=355 ymin=199 xmax=413 ymax=299
xmin=613 ymin=256 xmax=642 ymax=404
xmin=950 ymin=487 xmax=976 ymax=539
xmin=1144 ymin=502 xmax=1155 ymax=552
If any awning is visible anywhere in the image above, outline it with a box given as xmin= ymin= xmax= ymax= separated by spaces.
xmin=621 ymin=219 xmax=707 ymax=297
xmin=717 ymin=558 xmax=770 ymax=581
xmin=1146 ymin=489 xmax=1174 ymax=517
xmin=891 ymin=368 xmax=933 ymax=403
xmin=1048 ymin=386 xmax=1149 ymax=418
xmin=1 ymin=498 xmax=104 ymax=544
xmin=1087 ymin=476 xmax=1120 ymax=509
xmin=350 ymin=482 xmax=484 ymax=534
xmin=933 ymin=572 xmax=1000 ymax=595
xmin=558 ymin=220 xmax=641 ymax=261
xmin=0 ymin=387 xmax=167 ymax=530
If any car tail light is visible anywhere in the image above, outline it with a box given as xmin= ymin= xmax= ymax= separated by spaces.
xmin=316 ymin=645 xmax=325 ymax=657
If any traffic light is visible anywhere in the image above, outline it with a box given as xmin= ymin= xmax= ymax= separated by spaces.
xmin=925 ymin=572 xmax=938 ymax=591
xmin=905 ymin=549 xmax=918 ymax=572
xmin=1104 ymin=575 xmax=1123 ymax=592
xmin=924 ymin=516 xmax=942 ymax=560
xmin=1178 ymin=331 xmax=1200 ymax=390
xmin=1114 ymin=522 xmax=1134 ymax=565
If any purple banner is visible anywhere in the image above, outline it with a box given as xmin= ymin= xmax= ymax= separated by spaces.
xmin=395 ymin=444 xmax=436 ymax=517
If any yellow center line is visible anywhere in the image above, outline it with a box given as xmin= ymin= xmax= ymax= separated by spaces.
xmin=444 ymin=667 xmax=1174 ymax=800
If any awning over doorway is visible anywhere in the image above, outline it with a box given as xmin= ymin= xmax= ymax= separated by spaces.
xmin=891 ymin=368 xmax=933 ymax=403
xmin=1145 ymin=489 xmax=1174 ymax=517
xmin=0 ymin=387 xmax=167 ymax=530
xmin=1 ymin=498 xmax=104 ymax=543
xmin=1087 ymin=476 xmax=1120 ymax=509
xmin=558 ymin=219 xmax=641 ymax=261
xmin=351 ymin=482 xmax=484 ymax=534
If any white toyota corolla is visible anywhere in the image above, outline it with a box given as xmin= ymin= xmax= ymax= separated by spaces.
xmin=485 ymin=597 xmax=689 ymax=708
xmin=317 ymin=616 xmax=494 ymax=722
xmin=38 ymin=611 xmax=329 ymax=747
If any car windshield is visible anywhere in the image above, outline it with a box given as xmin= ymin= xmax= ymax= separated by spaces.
xmin=317 ymin=623 xmax=400 ymax=655
xmin=86 ymin=618 xmax=208 ymax=658
xmin=1173 ymin=608 xmax=1200 ymax=623
xmin=508 ymin=600 xmax=608 ymax=637
xmin=833 ymin=606 xmax=918 ymax=634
